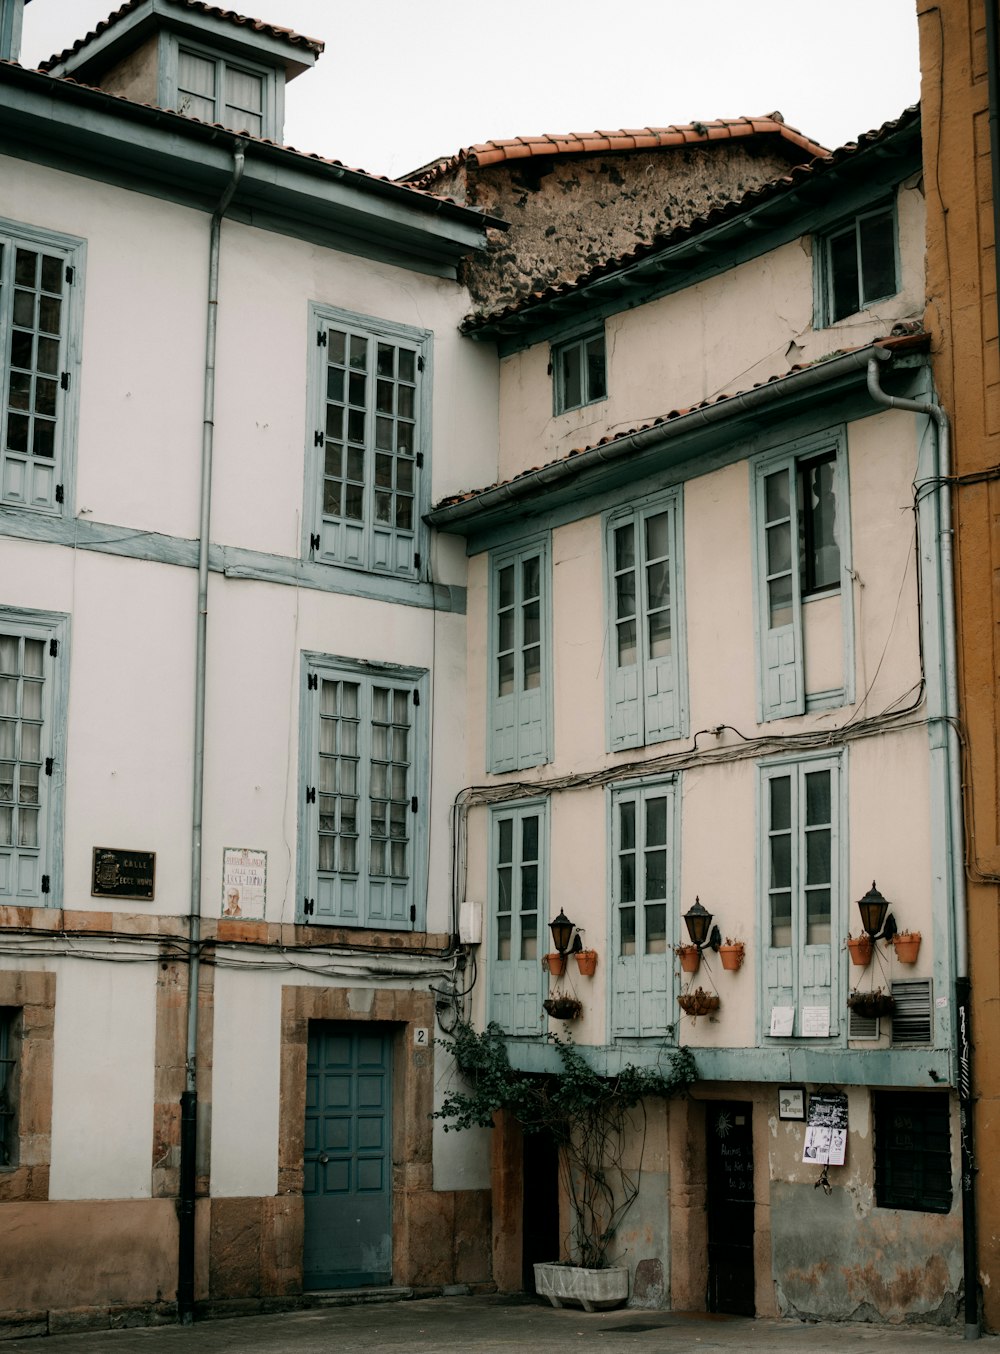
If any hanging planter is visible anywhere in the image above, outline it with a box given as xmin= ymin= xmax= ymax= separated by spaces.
xmin=677 ymin=987 xmax=720 ymax=1017
xmin=846 ymin=934 xmax=873 ymax=967
xmin=892 ymin=931 xmax=922 ymax=964
xmin=847 ymin=988 xmax=895 ymax=1020
xmin=544 ymin=952 xmax=567 ymax=977
xmin=543 ymin=995 xmax=583 ymax=1020
xmin=575 ymin=949 xmax=598 ymax=977
xmin=719 ymin=940 xmax=745 ymax=972
xmin=675 ymin=943 xmax=701 ymax=974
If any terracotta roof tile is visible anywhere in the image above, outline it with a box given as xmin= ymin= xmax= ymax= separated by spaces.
xmin=461 ymin=105 xmax=920 ymax=335
xmin=432 ymin=329 xmax=927 ymax=511
xmin=400 ymin=114 xmax=827 ymax=189
xmin=40 ymin=0 xmax=324 ymax=72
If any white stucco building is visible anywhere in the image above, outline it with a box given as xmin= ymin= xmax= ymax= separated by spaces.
xmin=0 ymin=0 xmax=501 ymax=1330
xmin=429 ymin=105 xmax=969 ymax=1324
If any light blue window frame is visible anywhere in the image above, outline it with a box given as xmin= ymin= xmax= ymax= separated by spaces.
xmin=608 ymin=776 xmax=679 ymax=1040
xmin=552 ymin=326 xmax=607 ymax=415
xmin=815 ymin=197 xmax=900 ymax=328
xmin=0 ymin=607 xmax=69 ymax=909
xmin=487 ymin=534 xmax=553 ymax=773
xmin=298 ymin=653 xmax=429 ymax=931
xmin=0 ymin=0 xmax=24 ymax=62
xmin=757 ymin=750 xmax=845 ymax=1043
xmin=488 ymin=797 xmax=548 ymax=1036
xmin=304 ymin=304 xmax=431 ymax=583
xmin=750 ymin=429 xmax=854 ymax=722
xmin=160 ymin=34 xmax=283 ymax=138
xmin=604 ymin=488 xmax=688 ymax=751
xmin=0 ymin=219 xmax=85 ymax=519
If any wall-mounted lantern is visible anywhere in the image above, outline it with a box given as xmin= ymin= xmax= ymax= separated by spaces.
xmin=683 ymin=897 xmax=721 ymax=952
xmin=549 ymin=909 xmax=578 ymax=955
xmin=856 ymin=882 xmax=897 ymax=943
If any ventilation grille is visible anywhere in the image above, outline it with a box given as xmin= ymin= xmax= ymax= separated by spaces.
xmin=892 ymin=979 xmax=933 ymax=1046
xmin=849 ymin=1009 xmax=879 ymax=1041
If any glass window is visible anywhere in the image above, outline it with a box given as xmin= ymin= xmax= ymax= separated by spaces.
xmin=1 ymin=227 xmax=78 ymax=514
xmin=874 ymin=1092 xmax=952 ymax=1214
xmin=553 ymin=329 xmax=607 ymax=413
xmin=824 ymin=205 xmax=898 ymax=323
xmin=311 ymin=308 xmax=426 ymax=578
xmin=304 ymin=658 xmax=425 ymax=930
xmin=176 ymin=45 xmax=270 ymax=137
xmin=489 ymin=800 xmax=547 ymax=1035
xmin=489 ymin=540 xmax=550 ymax=773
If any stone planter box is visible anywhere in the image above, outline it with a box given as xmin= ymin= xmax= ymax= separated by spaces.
xmin=533 ymin=1262 xmax=629 ymax=1312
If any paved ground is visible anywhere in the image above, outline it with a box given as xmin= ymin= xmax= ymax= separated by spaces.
xmin=0 ymin=1295 xmax=993 ymax=1354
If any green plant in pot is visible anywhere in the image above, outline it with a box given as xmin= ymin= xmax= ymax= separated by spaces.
xmin=434 ymin=1021 xmax=696 ymax=1307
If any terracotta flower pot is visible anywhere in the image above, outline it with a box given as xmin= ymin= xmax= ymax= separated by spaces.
xmin=719 ymin=943 xmax=744 ymax=972
xmin=676 ymin=944 xmax=701 ymax=974
xmin=544 ymin=952 xmax=567 ymax=977
xmin=892 ymin=931 xmax=922 ymax=964
xmin=575 ymin=949 xmax=598 ymax=977
xmin=847 ymin=935 xmax=873 ymax=967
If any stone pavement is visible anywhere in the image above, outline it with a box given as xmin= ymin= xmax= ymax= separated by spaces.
xmin=0 ymin=1295 xmax=994 ymax=1354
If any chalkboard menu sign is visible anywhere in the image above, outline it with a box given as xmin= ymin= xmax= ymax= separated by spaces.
xmin=91 ymin=848 xmax=156 ymax=900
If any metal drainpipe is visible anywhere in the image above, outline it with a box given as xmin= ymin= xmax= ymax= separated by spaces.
xmin=866 ymin=355 xmax=978 ymax=1338
xmin=177 ymin=142 xmax=246 ymax=1326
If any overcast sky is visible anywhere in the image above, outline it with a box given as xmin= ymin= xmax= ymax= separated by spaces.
xmin=21 ymin=1 xmax=922 ymax=180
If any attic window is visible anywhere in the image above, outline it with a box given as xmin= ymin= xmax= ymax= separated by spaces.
xmin=176 ymin=45 xmax=267 ymax=136
xmin=553 ymin=329 xmax=607 ymax=415
xmin=822 ymin=203 xmax=898 ymax=324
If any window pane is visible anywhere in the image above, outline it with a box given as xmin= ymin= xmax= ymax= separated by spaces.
xmin=645 ymin=796 xmax=667 ymax=846
xmin=614 ymin=523 xmax=635 ymax=572
xmin=178 ymin=51 xmax=216 ymax=97
xmin=859 ymin=210 xmax=896 ymax=305
xmin=520 ymin=863 xmax=538 ymax=913
xmin=498 ymin=817 xmax=513 ymax=865
xmin=559 ymin=343 xmax=582 ymax=410
xmin=586 ymin=335 xmax=606 ymax=401
xmin=497 ymin=913 xmax=511 ymax=960
xmin=771 ymin=892 xmax=792 ymax=948
xmin=619 ymin=801 xmax=635 ymax=851
xmin=498 ymin=653 xmax=515 ymax=696
xmin=800 ymin=456 xmax=840 ymax=592
xmin=523 ymin=645 xmax=541 ymax=690
xmin=766 ymin=522 xmax=792 ymax=575
xmin=645 ymin=512 xmax=669 ymax=561
xmin=498 ymin=565 xmax=514 ymax=610
xmin=617 ymin=619 xmax=637 ymax=667
xmin=644 ymin=849 xmax=666 ymax=900
xmin=646 ymin=560 xmax=670 ymax=611
xmin=765 ymin=469 xmax=790 ymax=521
xmin=523 ymin=600 xmax=540 ymax=647
xmin=769 ymin=833 xmax=791 ymax=890
xmin=615 ymin=569 xmax=636 ymax=621
xmin=520 ymin=912 xmax=537 ymax=960
xmin=522 ymin=556 xmax=540 ymax=600
xmin=829 ymin=226 xmax=860 ymax=321
xmin=647 ymin=607 xmax=671 ymax=659
xmin=620 ymin=905 xmax=636 ymax=956
xmin=645 ymin=902 xmax=666 ymax=953
xmin=521 ymin=814 xmax=539 ymax=862
xmin=806 ymin=828 xmax=831 ymax=886
xmin=225 ymin=67 xmax=264 ymax=114
xmin=619 ymin=851 xmax=636 ymax=904
xmin=806 ymin=888 xmax=831 ymax=945
xmin=768 ymin=574 xmax=793 ymax=629
xmin=805 ymin=771 xmax=831 ymax=826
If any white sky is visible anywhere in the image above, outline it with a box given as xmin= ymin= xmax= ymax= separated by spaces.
xmin=21 ymin=1 xmax=922 ymax=181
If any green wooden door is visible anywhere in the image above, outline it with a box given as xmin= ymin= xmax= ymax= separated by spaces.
xmin=303 ymin=1023 xmax=393 ymax=1289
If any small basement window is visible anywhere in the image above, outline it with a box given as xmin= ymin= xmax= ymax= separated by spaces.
xmin=874 ymin=1091 xmax=952 ymax=1214
xmin=823 ymin=205 xmax=898 ymax=323
xmin=553 ymin=330 xmax=607 ymax=414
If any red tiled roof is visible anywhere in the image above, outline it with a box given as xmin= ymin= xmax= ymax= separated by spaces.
xmin=401 ymin=114 xmax=827 ymax=189
xmin=39 ymin=0 xmax=324 ymax=72
xmin=432 ymin=327 xmax=927 ymax=513
xmin=461 ymin=106 xmax=920 ymax=336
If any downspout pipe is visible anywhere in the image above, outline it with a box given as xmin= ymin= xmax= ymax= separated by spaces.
xmin=177 ymin=143 xmax=246 ymax=1327
xmin=866 ymin=354 xmax=978 ymax=1338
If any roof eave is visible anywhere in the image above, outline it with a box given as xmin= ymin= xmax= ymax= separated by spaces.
xmin=427 ymin=340 xmax=926 ymax=536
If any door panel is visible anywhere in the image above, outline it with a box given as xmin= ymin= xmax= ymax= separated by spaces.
xmin=705 ymin=1100 xmax=755 ymax=1316
xmin=303 ymin=1024 xmax=393 ymax=1289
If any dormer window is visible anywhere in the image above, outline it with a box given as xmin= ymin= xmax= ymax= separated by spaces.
xmin=176 ymin=44 xmax=268 ymax=136
xmin=38 ymin=0 xmax=322 ymax=146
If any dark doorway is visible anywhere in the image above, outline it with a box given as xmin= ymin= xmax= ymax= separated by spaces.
xmin=522 ymin=1128 xmax=560 ymax=1291
xmin=705 ymin=1100 xmax=755 ymax=1315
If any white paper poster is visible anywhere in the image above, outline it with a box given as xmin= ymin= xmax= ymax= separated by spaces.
xmin=802 ymin=1092 xmax=848 ymax=1166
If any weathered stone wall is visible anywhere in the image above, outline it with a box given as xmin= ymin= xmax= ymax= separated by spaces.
xmin=454 ymin=143 xmax=804 ymax=313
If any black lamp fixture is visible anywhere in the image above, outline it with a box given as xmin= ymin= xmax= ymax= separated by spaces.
xmin=856 ymin=882 xmax=897 ymax=942
xmin=683 ymin=897 xmax=722 ymax=952
xmin=549 ymin=909 xmax=576 ymax=956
